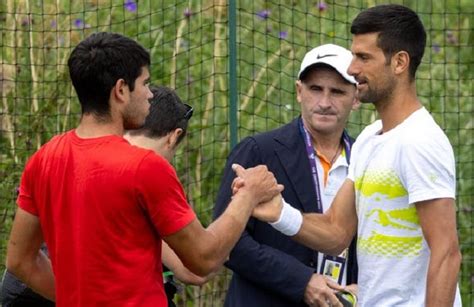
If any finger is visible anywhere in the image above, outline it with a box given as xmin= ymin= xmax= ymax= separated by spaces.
xmin=234 ymin=178 xmax=245 ymax=189
xmin=231 ymin=163 xmax=245 ymax=177
xmin=316 ymin=297 xmax=329 ymax=307
xmin=324 ymin=276 xmax=345 ymax=291
xmin=326 ymin=292 xmax=343 ymax=307
xmin=231 ymin=178 xmax=245 ymax=195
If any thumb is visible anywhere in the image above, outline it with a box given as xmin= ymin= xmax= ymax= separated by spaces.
xmin=326 ymin=277 xmax=345 ymax=291
xmin=231 ymin=163 xmax=245 ymax=177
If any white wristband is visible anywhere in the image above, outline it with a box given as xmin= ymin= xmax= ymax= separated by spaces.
xmin=269 ymin=198 xmax=303 ymax=236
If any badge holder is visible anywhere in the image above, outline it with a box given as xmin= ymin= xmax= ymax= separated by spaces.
xmin=319 ymin=254 xmax=346 ymax=284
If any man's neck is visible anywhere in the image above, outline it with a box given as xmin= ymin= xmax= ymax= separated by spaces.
xmin=303 ymin=122 xmax=343 ymax=157
xmin=375 ymin=82 xmax=422 ymax=133
xmin=124 ymin=133 xmax=172 ymax=162
xmin=75 ymin=113 xmax=125 ymax=138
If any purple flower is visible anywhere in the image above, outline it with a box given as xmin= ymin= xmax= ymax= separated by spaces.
xmin=50 ymin=20 xmax=57 ymax=28
xmin=184 ymin=8 xmax=192 ymax=18
xmin=278 ymin=31 xmax=288 ymax=40
xmin=256 ymin=10 xmax=271 ymax=20
xmin=317 ymin=1 xmax=328 ymax=12
xmin=432 ymin=43 xmax=441 ymax=54
xmin=446 ymin=31 xmax=458 ymax=44
xmin=21 ymin=17 xmax=31 ymax=27
xmin=124 ymin=0 xmax=137 ymax=12
xmin=74 ymin=19 xmax=84 ymax=28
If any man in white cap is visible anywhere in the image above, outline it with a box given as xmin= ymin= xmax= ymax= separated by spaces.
xmin=213 ymin=44 xmax=359 ymax=307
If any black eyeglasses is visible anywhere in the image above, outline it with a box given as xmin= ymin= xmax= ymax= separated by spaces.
xmin=183 ymin=104 xmax=194 ymax=120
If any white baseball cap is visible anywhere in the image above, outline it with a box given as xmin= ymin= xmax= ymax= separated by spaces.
xmin=298 ymin=44 xmax=356 ymax=84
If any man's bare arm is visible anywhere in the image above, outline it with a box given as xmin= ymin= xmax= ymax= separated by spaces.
xmin=253 ymin=179 xmax=358 ymax=255
xmin=161 ymin=241 xmax=209 ymax=285
xmin=416 ymin=198 xmax=461 ymax=307
xmin=6 ymin=208 xmax=55 ymax=301
xmin=164 ymin=164 xmax=283 ymax=276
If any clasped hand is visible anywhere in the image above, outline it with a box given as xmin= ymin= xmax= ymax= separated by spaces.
xmin=231 ymin=164 xmax=284 ymax=222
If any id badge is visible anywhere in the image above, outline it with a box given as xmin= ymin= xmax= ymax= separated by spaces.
xmin=319 ymin=253 xmax=346 ymax=284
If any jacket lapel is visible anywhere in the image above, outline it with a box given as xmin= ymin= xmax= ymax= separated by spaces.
xmin=274 ymin=118 xmax=319 ymax=213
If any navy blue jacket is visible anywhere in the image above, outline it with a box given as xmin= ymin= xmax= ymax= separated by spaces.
xmin=213 ymin=117 xmax=358 ymax=307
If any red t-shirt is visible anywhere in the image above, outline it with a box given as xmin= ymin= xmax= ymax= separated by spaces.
xmin=17 ymin=130 xmax=196 ymax=306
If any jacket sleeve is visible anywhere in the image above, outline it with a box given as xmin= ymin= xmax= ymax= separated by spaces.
xmin=213 ymin=137 xmax=314 ymax=303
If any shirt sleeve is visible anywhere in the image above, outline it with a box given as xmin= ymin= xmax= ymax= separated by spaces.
xmin=398 ymin=132 xmax=456 ymax=204
xmin=135 ymin=153 xmax=196 ymax=237
xmin=347 ymin=138 xmax=360 ymax=182
xmin=17 ymin=154 xmax=39 ymax=216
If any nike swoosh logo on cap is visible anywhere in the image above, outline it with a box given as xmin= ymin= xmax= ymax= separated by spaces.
xmin=316 ymin=54 xmax=337 ymax=59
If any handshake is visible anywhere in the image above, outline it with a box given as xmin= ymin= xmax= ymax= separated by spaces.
xmin=231 ymin=163 xmax=284 ymax=222
xmin=231 ymin=163 xmax=302 ymax=237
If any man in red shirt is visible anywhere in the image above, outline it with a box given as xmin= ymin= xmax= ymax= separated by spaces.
xmin=6 ymin=32 xmax=282 ymax=306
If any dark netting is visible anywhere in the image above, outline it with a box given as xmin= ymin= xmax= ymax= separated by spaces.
xmin=0 ymin=0 xmax=472 ymax=305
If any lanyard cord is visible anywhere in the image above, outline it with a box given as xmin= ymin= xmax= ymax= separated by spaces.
xmin=298 ymin=118 xmax=351 ymax=213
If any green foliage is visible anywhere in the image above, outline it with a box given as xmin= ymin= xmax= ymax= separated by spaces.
xmin=0 ymin=0 xmax=472 ymax=305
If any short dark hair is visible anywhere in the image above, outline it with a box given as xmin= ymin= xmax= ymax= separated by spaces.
xmin=351 ymin=4 xmax=426 ymax=79
xmin=68 ymin=32 xmax=150 ymax=117
xmin=138 ymin=85 xmax=192 ymax=145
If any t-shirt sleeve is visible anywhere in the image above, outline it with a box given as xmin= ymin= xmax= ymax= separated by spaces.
xmin=399 ymin=133 xmax=456 ymax=204
xmin=135 ymin=153 xmax=196 ymax=237
xmin=347 ymin=137 xmax=361 ymax=182
xmin=17 ymin=154 xmax=39 ymax=216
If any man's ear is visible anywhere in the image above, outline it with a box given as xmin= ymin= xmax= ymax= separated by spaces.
xmin=168 ymin=128 xmax=184 ymax=149
xmin=295 ymin=80 xmax=303 ymax=103
xmin=111 ymin=79 xmax=128 ymax=104
xmin=392 ymin=51 xmax=410 ymax=76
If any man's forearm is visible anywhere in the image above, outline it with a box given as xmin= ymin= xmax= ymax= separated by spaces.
xmin=425 ymin=248 xmax=461 ymax=307
xmin=169 ymin=190 xmax=258 ymax=277
xmin=270 ymin=200 xmax=355 ymax=254
xmin=9 ymin=250 xmax=55 ymax=301
xmin=6 ymin=208 xmax=55 ymax=301
xmin=201 ymin=191 xmax=257 ymax=269
xmin=294 ymin=213 xmax=353 ymax=255
xmin=255 ymin=179 xmax=358 ymax=254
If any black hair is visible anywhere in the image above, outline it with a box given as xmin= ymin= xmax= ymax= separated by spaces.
xmin=351 ymin=4 xmax=426 ymax=79
xmin=68 ymin=32 xmax=150 ymax=117
xmin=139 ymin=85 xmax=191 ymax=145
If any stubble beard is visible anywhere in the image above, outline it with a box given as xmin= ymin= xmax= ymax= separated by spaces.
xmin=123 ymin=103 xmax=148 ymax=130
xmin=359 ymin=75 xmax=396 ymax=105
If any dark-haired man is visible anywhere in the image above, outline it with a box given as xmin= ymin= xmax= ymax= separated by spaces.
xmin=252 ymin=4 xmax=462 ymax=307
xmin=125 ymin=85 xmax=208 ymax=306
xmin=6 ymin=32 xmax=281 ymax=306
xmin=1 ymin=85 xmax=205 ymax=307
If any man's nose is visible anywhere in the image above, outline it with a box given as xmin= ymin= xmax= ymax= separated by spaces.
xmin=347 ymin=58 xmax=358 ymax=77
xmin=318 ymin=92 xmax=332 ymax=108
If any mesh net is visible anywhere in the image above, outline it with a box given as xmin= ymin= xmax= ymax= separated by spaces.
xmin=1 ymin=0 xmax=472 ymax=305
